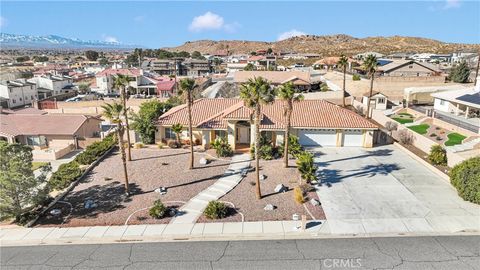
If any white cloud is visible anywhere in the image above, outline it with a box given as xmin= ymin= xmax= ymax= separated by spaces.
xmin=277 ymin=29 xmax=307 ymax=41
xmin=189 ymin=12 xmax=224 ymax=32
xmin=443 ymin=0 xmax=461 ymax=9
xmin=103 ymin=35 xmax=119 ymax=43
xmin=0 ymin=16 xmax=7 ymax=28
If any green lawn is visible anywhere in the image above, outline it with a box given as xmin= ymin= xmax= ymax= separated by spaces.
xmin=392 ymin=117 xmax=414 ymax=124
xmin=32 ymin=161 xmax=49 ymax=171
xmin=398 ymin=113 xmax=413 ymax=117
xmin=408 ymin=124 xmax=430 ymax=135
xmin=445 ymin=133 xmax=467 ymax=146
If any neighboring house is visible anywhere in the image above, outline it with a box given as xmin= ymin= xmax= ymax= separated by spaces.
xmin=182 ymin=59 xmax=211 ymax=76
xmin=0 ymin=111 xmax=102 ymax=159
xmin=93 ymin=68 xmax=141 ymax=95
xmin=233 ymin=71 xmax=318 ymax=92
xmin=143 ymin=58 xmax=212 ymax=77
xmin=28 ymin=74 xmax=75 ymax=98
xmin=432 ymin=86 xmax=480 ymax=119
xmin=0 ymin=79 xmax=38 ymax=108
xmin=376 ymin=60 xmax=441 ymax=77
xmin=354 ymin=52 xmax=384 ymax=60
xmin=247 ymin=55 xmax=277 ymax=70
xmin=362 ymin=91 xmax=388 ymax=111
xmin=156 ymin=98 xmax=378 ymax=150
xmin=404 ymin=84 xmax=470 ymax=105
xmin=226 ymin=63 xmax=248 ymax=72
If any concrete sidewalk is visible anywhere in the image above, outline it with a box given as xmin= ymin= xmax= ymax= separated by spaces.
xmin=1 ymin=217 xmax=478 ymax=247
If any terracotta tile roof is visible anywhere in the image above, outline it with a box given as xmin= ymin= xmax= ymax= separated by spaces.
xmin=96 ymin=68 xmax=141 ymax=77
xmin=156 ymin=81 xmax=175 ymax=92
xmin=158 ymin=98 xmax=377 ymax=131
xmin=0 ymin=114 xmax=101 ymax=137
xmin=233 ymin=71 xmax=311 ymax=85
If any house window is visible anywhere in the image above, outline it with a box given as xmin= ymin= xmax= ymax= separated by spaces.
xmin=164 ymin=127 xmax=176 ymax=139
xmin=378 ymin=98 xmax=385 ymax=104
xmin=12 ymin=99 xmax=16 ymax=104
xmin=214 ymin=130 xmax=227 ymax=139
xmin=26 ymin=136 xmax=46 ymax=146
xmin=440 ymin=100 xmax=445 ymax=105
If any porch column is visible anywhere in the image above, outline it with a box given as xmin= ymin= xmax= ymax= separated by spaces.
xmin=227 ymin=121 xmax=236 ymax=150
xmin=202 ymin=130 xmax=210 ymax=149
xmin=465 ymin=106 xmax=469 ymax=119
xmin=455 ymin=103 xmax=460 ymax=116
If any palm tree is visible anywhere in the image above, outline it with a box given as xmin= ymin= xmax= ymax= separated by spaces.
xmin=337 ymin=55 xmax=349 ymax=107
xmin=178 ymin=78 xmax=196 ymax=170
xmin=240 ymin=77 xmax=276 ymax=199
xmin=114 ymin=74 xmax=132 ymax=161
xmin=276 ymin=81 xmax=303 ymax=168
xmin=363 ymin=54 xmax=378 ymax=119
xmin=171 ymin=123 xmax=184 ymax=144
xmin=102 ymin=102 xmax=130 ymax=195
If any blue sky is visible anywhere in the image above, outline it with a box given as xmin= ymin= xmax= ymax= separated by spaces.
xmin=1 ymin=1 xmax=479 ymax=48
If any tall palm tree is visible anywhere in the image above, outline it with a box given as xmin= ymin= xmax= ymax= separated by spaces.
xmin=171 ymin=123 xmax=184 ymax=144
xmin=178 ymin=78 xmax=196 ymax=170
xmin=114 ymin=74 xmax=132 ymax=161
xmin=363 ymin=54 xmax=378 ymax=119
xmin=337 ymin=55 xmax=349 ymax=107
xmin=240 ymin=77 xmax=276 ymax=199
xmin=102 ymin=102 xmax=130 ymax=195
xmin=276 ymin=81 xmax=303 ymax=168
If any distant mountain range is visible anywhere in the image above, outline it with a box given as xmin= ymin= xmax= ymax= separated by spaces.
xmin=0 ymin=33 xmax=137 ymax=49
xmin=164 ymin=34 xmax=480 ymax=56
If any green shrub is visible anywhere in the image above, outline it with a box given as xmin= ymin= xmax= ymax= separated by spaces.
xmin=149 ymin=199 xmax=167 ymax=219
xmin=210 ymin=138 xmax=233 ymax=157
xmin=167 ymin=139 xmax=181 ymax=148
xmin=49 ymin=161 xmax=83 ymax=190
xmin=296 ymin=151 xmax=317 ymax=183
xmin=278 ymin=135 xmax=304 ymax=158
xmin=428 ymin=145 xmax=447 ymax=165
xmin=74 ymin=134 xmax=116 ymax=165
xmin=204 ymin=201 xmax=228 ymax=219
xmin=450 ymin=157 xmax=480 ymax=204
xmin=250 ymin=135 xmax=279 ymax=160
xmin=352 ymin=74 xmax=361 ymax=81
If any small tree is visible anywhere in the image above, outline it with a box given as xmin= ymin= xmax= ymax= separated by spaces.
xmin=337 ymin=54 xmax=349 ymax=107
xmin=149 ymin=199 xmax=167 ymax=219
xmin=171 ymin=123 xmax=184 ymax=144
xmin=85 ymin=50 xmax=99 ymax=61
xmin=450 ymin=157 xmax=480 ymax=204
xmin=0 ymin=142 xmax=51 ymax=222
xmin=296 ymin=151 xmax=317 ymax=184
xmin=363 ymin=54 xmax=378 ymax=119
xmin=204 ymin=201 xmax=228 ymax=219
xmin=130 ymin=100 xmax=171 ymax=144
xmin=178 ymin=78 xmax=197 ymax=169
xmin=428 ymin=145 xmax=447 ymax=165
xmin=449 ymin=61 xmax=470 ymax=83
xmin=210 ymin=138 xmax=233 ymax=157
xmin=78 ymin=83 xmax=90 ymax=94
xmin=385 ymin=121 xmax=398 ymax=136
xmin=244 ymin=63 xmax=256 ymax=71
xmin=397 ymin=129 xmax=414 ymax=145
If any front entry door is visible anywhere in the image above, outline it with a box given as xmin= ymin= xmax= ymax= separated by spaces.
xmin=237 ymin=127 xmax=250 ymax=144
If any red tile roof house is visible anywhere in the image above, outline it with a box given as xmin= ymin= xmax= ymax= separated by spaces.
xmin=156 ymin=98 xmax=378 ymax=150
xmin=0 ymin=111 xmax=102 ymax=160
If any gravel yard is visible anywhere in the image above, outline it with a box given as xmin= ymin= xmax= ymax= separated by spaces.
xmin=198 ymin=158 xmax=326 ymax=223
xmin=36 ymin=148 xmax=230 ymax=227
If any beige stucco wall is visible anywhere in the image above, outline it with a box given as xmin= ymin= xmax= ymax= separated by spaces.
xmin=74 ymin=118 xmax=102 ymax=138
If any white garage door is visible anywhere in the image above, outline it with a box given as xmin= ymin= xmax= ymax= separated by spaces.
xmin=343 ymin=129 xmax=364 ymax=147
xmin=298 ymin=129 xmax=337 ymax=147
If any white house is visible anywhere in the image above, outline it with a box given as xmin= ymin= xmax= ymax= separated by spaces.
xmin=432 ymin=84 xmax=480 ymax=119
xmin=28 ymin=75 xmax=74 ymax=98
xmin=362 ymin=91 xmax=388 ymax=111
xmin=0 ymin=79 xmax=38 ymax=108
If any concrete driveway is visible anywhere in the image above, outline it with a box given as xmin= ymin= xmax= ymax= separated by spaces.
xmin=313 ymin=145 xmax=480 ymax=235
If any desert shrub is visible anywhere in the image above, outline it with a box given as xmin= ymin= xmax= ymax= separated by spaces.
xmin=430 ymin=133 xmax=437 ymax=137
xmin=250 ymin=136 xmax=279 ymax=160
xmin=149 ymin=199 xmax=167 ymax=219
xmin=278 ymin=135 xmax=304 ymax=158
xmin=49 ymin=161 xmax=83 ymax=190
xmin=296 ymin=151 xmax=317 ymax=183
xmin=293 ymin=186 xmax=306 ymax=204
xmin=428 ymin=145 xmax=447 ymax=165
xmin=74 ymin=134 xmax=116 ymax=165
xmin=157 ymin=142 xmax=164 ymax=149
xmin=352 ymin=74 xmax=361 ymax=81
xmin=167 ymin=139 xmax=181 ymax=148
xmin=134 ymin=142 xmax=144 ymax=149
xmin=397 ymin=129 xmax=414 ymax=145
xmin=450 ymin=157 xmax=480 ymax=204
xmin=210 ymin=138 xmax=233 ymax=157
xmin=385 ymin=121 xmax=398 ymax=133
xmin=204 ymin=201 xmax=228 ymax=219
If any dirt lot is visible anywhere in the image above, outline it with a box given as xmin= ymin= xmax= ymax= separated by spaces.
xmin=198 ymin=158 xmax=325 ymax=223
xmin=36 ymin=148 xmax=231 ymax=227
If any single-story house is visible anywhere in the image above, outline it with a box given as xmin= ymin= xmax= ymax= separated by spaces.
xmin=0 ymin=111 xmax=102 ymax=159
xmin=362 ymin=91 xmax=388 ymax=111
xmin=233 ymin=71 xmax=317 ymax=92
xmin=156 ymin=98 xmax=378 ymax=150
xmin=432 ymin=87 xmax=480 ymax=119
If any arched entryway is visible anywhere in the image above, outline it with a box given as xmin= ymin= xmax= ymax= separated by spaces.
xmin=235 ymin=121 xmax=251 ymax=150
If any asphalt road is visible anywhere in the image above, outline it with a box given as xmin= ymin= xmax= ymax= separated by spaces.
xmin=1 ymin=236 xmax=479 ymax=270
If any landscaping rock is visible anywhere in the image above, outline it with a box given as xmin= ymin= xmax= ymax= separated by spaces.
xmin=292 ymin=213 xmax=300 ymax=221
xmin=50 ymin=209 xmax=61 ymax=216
xmin=310 ymin=198 xmax=321 ymax=206
xmin=264 ymin=204 xmax=275 ymax=211
xmin=84 ymin=199 xmax=97 ymax=209
xmin=274 ymin=184 xmax=287 ymax=193
xmin=154 ymin=187 xmax=167 ymax=195
xmin=199 ymin=157 xmax=209 ymax=165
xmin=260 ymin=174 xmax=267 ymax=181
